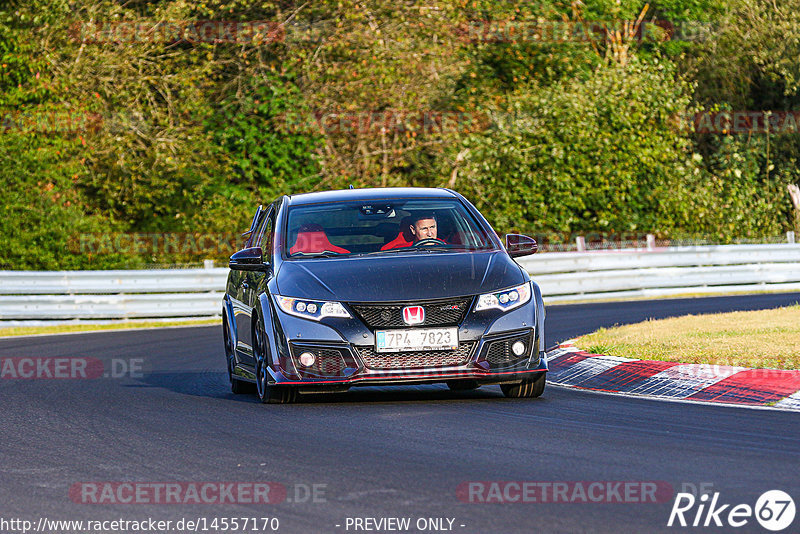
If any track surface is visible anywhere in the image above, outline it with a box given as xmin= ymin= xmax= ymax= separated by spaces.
xmin=2 ymin=293 xmax=800 ymax=534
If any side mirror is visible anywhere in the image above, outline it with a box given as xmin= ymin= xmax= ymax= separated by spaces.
xmin=505 ymin=234 xmax=538 ymax=258
xmin=229 ymin=247 xmax=268 ymax=271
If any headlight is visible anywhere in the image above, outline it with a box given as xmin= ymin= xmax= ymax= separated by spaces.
xmin=275 ymin=296 xmax=352 ymax=321
xmin=474 ymin=282 xmax=531 ymax=312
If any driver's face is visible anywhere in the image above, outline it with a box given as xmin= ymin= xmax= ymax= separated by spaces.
xmin=411 ymin=218 xmax=437 ymax=241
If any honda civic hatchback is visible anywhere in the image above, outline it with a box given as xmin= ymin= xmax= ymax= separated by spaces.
xmin=222 ymin=187 xmax=547 ymax=403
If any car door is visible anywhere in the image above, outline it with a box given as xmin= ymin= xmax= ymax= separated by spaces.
xmin=242 ymin=206 xmax=276 ymax=366
xmin=233 ymin=206 xmax=273 ymax=366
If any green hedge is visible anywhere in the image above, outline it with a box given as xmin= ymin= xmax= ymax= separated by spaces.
xmin=1 ymin=0 xmax=798 ymax=269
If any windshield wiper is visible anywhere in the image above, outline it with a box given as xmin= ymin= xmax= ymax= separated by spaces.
xmin=290 ymin=251 xmax=350 ymax=259
xmin=368 ymin=245 xmax=453 ymax=255
xmin=369 ymin=247 xmax=415 ymax=254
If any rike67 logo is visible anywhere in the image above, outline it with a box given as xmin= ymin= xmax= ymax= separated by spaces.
xmin=668 ymin=490 xmax=795 ymax=531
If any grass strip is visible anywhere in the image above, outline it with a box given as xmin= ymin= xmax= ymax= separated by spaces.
xmin=0 ymin=318 xmax=221 ymax=338
xmin=576 ymin=305 xmax=800 ymax=369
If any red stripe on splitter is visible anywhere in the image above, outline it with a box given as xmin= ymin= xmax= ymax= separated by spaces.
xmin=687 ymin=369 xmax=800 ymax=405
xmin=586 ymin=360 xmax=681 ymax=392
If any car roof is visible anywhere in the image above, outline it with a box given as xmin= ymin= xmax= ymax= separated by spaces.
xmin=286 ymin=187 xmax=458 ymax=206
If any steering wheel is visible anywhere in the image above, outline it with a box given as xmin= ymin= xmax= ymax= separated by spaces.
xmin=413 ymin=238 xmax=446 ymax=247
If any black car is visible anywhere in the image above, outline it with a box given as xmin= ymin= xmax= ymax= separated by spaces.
xmin=222 ymin=187 xmax=547 ymax=403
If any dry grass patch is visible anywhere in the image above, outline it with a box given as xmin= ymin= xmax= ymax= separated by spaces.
xmin=0 ymin=318 xmax=221 ymax=338
xmin=576 ymin=305 xmax=800 ymax=369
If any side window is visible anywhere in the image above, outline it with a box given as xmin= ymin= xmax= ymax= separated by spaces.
xmin=243 ymin=205 xmax=263 ymax=249
xmin=255 ymin=209 xmax=275 ymax=263
xmin=249 ymin=208 xmax=269 ymax=248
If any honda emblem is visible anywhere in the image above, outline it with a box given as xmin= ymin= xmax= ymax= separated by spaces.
xmin=402 ymin=306 xmax=425 ymax=325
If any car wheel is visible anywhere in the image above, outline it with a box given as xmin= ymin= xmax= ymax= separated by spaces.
xmin=446 ymin=380 xmax=480 ymax=391
xmin=254 ymin=315 xmax=297 ymax=404
xmin=501 ymin=373 xmax=546 ymax=398
xmin=224 ymin=318 xmax=251 ymax=394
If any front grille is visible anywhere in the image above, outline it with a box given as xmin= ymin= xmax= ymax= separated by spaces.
xmin=313 ymin=349 xmax=347 ymax=375
xmin=484 ymin=332 xmax=533 ymax=368
xmin=349 ymin=297 xmax=472 ymax=329
xmin=354 ymin=342 xmax=476 ymax=370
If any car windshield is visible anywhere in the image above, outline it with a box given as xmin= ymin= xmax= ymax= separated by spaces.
xmin=284 ymin=198 xmax=496 ymax=258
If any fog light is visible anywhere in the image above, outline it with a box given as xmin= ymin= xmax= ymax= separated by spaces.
xmin=512 ymin=341 xmax=526 ymax=356
xmin=299 ymin=351 xmax=316 ymax=367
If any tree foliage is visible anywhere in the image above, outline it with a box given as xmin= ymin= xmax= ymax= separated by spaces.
xmin=1 ymin=0 xmax=799 ymax=268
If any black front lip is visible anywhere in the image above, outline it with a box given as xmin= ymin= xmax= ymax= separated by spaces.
xmin=272 ymin=366 xmax=547 ymax=386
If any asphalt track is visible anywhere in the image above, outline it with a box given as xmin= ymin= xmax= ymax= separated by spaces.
xmin=2 ymin=293 xmax=799 ymax=534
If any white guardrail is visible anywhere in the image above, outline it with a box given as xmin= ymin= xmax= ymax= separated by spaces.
xmin=0 ymin=269 xmax=229 ymax=322
xmin=1 ymin=243 xmax=800 ymax=323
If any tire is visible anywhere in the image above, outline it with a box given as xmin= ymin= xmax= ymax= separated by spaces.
xmin=224 ymin=317 xmax=252 ymax=394
xmin=446 ymin=380 xmax=480 ymax=391
xmin=229 ymin=365 xmax=250 ymax=394
xmin=254 ymin=314 xmax=297 ymax=404
xmin=501 ymin=373 xmax=546 ymax=398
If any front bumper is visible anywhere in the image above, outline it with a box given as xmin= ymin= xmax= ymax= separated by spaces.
xmin=264 ymin=296 xmax=547 ymax=388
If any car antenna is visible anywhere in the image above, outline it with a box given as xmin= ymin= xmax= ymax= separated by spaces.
xmin=349 ymin=184 xmax=355 ymax=189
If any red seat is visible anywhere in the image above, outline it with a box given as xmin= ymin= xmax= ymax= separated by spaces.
xmin=445 ymin=231 xmax=464 ymax=245
xmin=381 ymin=217 xmax=414 ymax=250
xmin=290 ymin=224 xmax=350 ymax=255
xmin=381 ymin=232 xmax=413 ymax=250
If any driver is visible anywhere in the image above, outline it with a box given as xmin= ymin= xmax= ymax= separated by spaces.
xmin=409 ymin=212 xmax=438 ymax=243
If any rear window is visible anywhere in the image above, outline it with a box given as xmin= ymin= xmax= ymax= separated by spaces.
xmin=284 ymin=199 xmax=495 ymax=258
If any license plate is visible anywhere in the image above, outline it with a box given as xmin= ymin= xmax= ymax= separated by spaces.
xmin=375 ymin=327 xmax=458 ymax=353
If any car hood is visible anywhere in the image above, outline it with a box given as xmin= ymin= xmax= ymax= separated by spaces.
xmin=275 ymin=251 xmax=526 ymax=302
